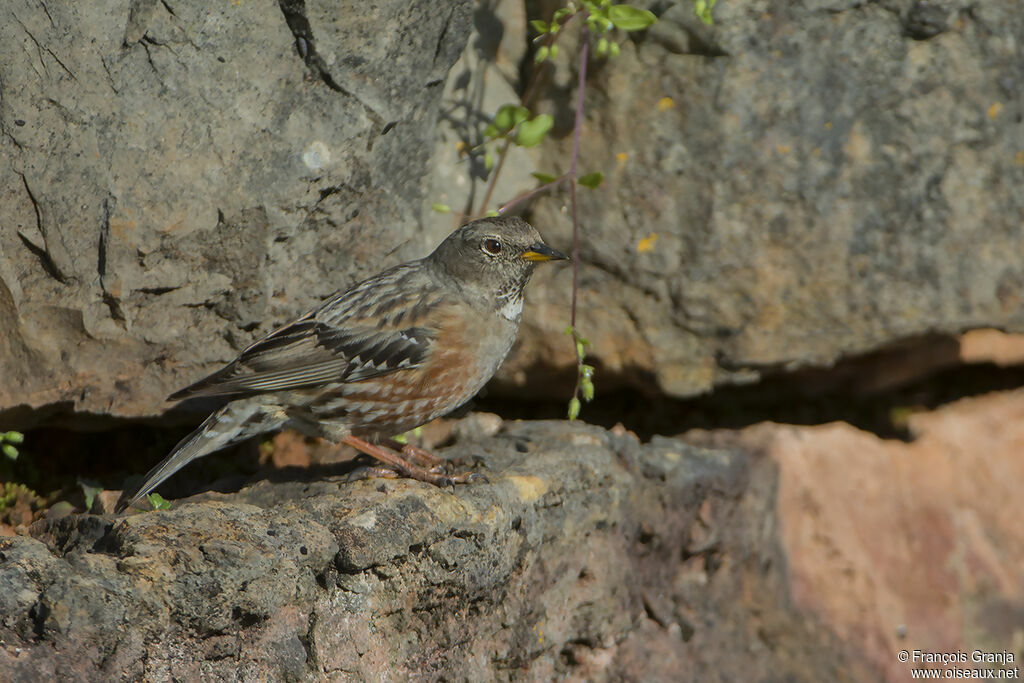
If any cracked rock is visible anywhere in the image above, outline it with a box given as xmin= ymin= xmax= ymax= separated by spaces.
xmin=0 ymin=420 xmax=857 ymax=680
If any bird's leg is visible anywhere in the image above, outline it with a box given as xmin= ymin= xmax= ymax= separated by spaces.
xmin=384 ymin=438 xmax=452 ymax=473
xmin=342 ymin=435 xmax=487 ymax=488
xmin=388 ymin=438 xmax=487 ymax=472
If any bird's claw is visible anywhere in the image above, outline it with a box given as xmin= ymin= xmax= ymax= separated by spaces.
xmin=437 ymin=470 xmax=490 ymax=493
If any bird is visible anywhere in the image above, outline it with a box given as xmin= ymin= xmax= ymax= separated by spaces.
xmin=116 ymin=216 xmax=567 ymax=512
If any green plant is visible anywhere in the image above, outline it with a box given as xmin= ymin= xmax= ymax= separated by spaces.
xmin=1 ymin=430 xmax=24 ymax=460
xmin=445 ymin=0 xmax=715 ymax=419
xmin=475 ymin=1 xmax=656 ymax=419
xmin=694 ymin=0 xmax=717 ymax=25
xmin=78 ymin=478 xmax=104 ymax=512
xmin=391 ymin=425 xmax=423 ymax=445
xmin=147 ymin=492 xmax=172 ymax=510
xmin=0 ymin=429 xmax=38 ymax=490
xmin=0 ymin=482 xmax=37 ymax=514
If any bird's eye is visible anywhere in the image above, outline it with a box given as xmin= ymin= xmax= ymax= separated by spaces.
xmin=482 ymin=238 xmax=502 ymax=255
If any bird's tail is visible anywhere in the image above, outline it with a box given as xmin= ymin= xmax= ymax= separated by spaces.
xmin=117 ymin=400 xmax=283 ymax=513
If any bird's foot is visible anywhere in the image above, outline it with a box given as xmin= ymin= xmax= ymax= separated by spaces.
xmin=386 ymin=439 xmax=453 ymax=473
xmin=345 ymin=435 xmax=489 ymax=491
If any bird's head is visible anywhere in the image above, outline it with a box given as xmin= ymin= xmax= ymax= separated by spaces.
xmin=427 ymin=216 xmax=568 ymax=301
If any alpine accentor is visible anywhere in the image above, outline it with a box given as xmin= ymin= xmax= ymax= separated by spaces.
xmin=117 ymin=216 xmax=566 ymax=512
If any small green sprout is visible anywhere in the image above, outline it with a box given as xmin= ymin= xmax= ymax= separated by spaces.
xmin=78 ymin=479 xmax=104 ymax=512
xmin=147 ymin=492 xmax=172 ymax=510
xmin=2 ymin=431 xmax=24 ymax=460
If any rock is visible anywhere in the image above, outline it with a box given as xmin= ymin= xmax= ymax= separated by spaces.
xmin=5 ymin=0 xmax=1020 ymax=421
xmin=685 ymin=388 xmax=1024 ymax=681
xmin=959 ymin=329 xmax=1024 ymax=367
xmin=500 ymin=0 xmax=1024 ymax=398
xmin=0 ymin=420 xmax=864 ymax=680
xmin=0 ymin=0 xmax=472 ymax=420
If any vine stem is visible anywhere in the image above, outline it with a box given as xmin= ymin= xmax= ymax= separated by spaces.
xmin=476 ymin=18 xmax=566 ymax=219
xmin=477 ymin=137 xmax=513 ymax=221
xmin=481 ymin=8 xmax=594 ymax=414
xmin=498 ymin=174 xmax=568 ymax=214
xmin=569 ymin=21 xmax=589 ymax=334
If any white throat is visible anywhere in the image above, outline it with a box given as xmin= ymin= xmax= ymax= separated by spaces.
xmin=498 ymin=294 xmax=523 ymax=321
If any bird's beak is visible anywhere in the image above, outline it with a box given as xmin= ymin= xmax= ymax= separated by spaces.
xmin=520 ymin=243 xmax=569 ymax=262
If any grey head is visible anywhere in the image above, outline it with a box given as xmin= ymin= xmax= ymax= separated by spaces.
xmin=425 ymin=216 xmax=568 ymax=311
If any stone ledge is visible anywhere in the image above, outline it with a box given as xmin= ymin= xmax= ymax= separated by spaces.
xmin=0 ymin=420 xmax=851 ymax=680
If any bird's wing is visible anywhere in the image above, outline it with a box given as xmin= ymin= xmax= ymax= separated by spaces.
xmin=169 ymin=263 xmax=442 ymax=400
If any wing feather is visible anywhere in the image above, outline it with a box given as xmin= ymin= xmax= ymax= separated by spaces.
xmin=169 ymin=263 xmax=441 ymax=401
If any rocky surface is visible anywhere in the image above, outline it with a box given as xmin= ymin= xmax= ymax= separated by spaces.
xmin=686 ymin=387 xmax=1024 ymax=681
xmin=512 ymin=0 xmax=1024 ymax=397
xmin=4 ymin=0 xmax=1022 ymax=421
xmin=0 ymin=420 xmax=865 ymax=681
xmin=0 ymin=0 xmax=472 ymax=420
xmin=3 ymin=3 xmax=1021 ymax=680
xmin=4 ymin=397 xmax=1023 ymax=680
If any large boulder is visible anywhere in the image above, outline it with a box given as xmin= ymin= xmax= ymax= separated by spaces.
xmin=3 ymin=0 xmax=1020 ymax=421
xmin=8 ymin=395 xmax=1024 ymax=679
xmin=0 ymin=421 xmax=863 ymax=680
xmin=0 ymin=0 xmax=471 ymax=420
xmin=510 ymin=0 xmax=1024 ymax=397
xmin=685 ymin=387 xmax=1024 ymax=681
xmin=6 ymin=394 xmax=1021 ymax=680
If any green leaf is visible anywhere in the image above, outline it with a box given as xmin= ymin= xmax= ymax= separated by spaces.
xmin=493 ymin=104 xmax=530 ymax=133
xmin=608 ymin=5 xmax=657 ymax=31
xmin=4 ymin=431 xmax=24 ymax=444
xmin=587 ymin=14 xmax=614 ymax=33
xmin=531 ymin=172 xmax=558 ymax=184
xmin=597 ymin=37 xmax=609 ymax=56
xmin=530 ymin=19 xmax=549 ymax=34
xmin=534 ymin=46 xmax=550 ymax=63
xmin=552 ymin=7 xmax=573 ymax=23
xmin=484 ymin=210 xmax=500 ymax=218
xmin=515 ymin=114 xmax=553 ymax=147
xmin=609 ymin=41 xmax=620 ymax=57
xmin=78 ymin=479 xmax=103 ymax=512
xmin=431 ymin=203 xmax=450 ymax=214
xmin=549 ymin=45 xmax=559 ymax=59
xmin=2 ymin=444 xmax=17 ymax=460
xmin=578 ymin=171 xmax=604 ymax=189
xmin=483 ymin=123 xmax=499 ymax=139
xmin=581 ymin=377 xmax=595 ymax=402
xmin=484 ymin=151 xmax=494 ymax=170
xmin=693 ymin=0 xmax=716 ymax=25
xmin=147 ymin=492 xmax=172 ymax=510
xmin=392 ymin=433 xmax=407 ymax=444
xmin=567 ymin=397 xmax=581 ymax=421
xmin=491 ymin=106 xmax=514 ymax=132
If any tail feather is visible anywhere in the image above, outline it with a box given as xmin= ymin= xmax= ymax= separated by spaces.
xmin=117 ymin=401 xmax=281 ymax=513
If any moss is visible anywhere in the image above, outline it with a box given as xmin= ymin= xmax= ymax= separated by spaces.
xmin=0 ymin=482 xmax=41 ymax=523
